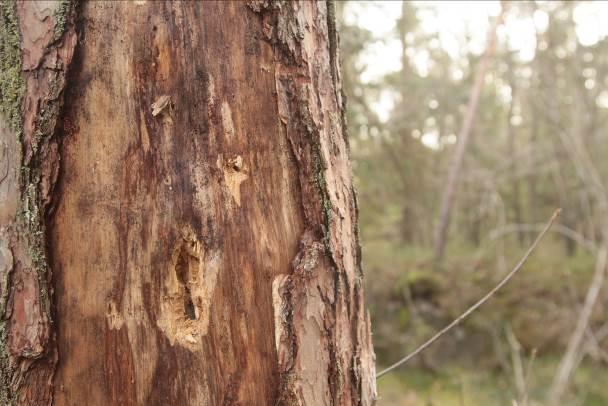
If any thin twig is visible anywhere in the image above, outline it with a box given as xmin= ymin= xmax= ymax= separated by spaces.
xmin=376 ymin=209 xmax=561 ymax=379
xmin=489 ymin=223 xmax=597 ymax=253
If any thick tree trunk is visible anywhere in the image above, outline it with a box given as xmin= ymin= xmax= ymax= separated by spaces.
xmin=0 ymin=1 xmax=376 ymax=404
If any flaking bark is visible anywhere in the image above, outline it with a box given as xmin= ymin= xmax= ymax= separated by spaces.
xmin=0 ymin=0 xmax=77 ymax=403
xmin=1 ymin=1 xmax=375 ymax=404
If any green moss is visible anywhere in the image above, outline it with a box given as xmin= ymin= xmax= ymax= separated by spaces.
xmin=313 ymin=149 xmax=332 ymax=217
xmin=53 ymin=0 xmax=71 ymax=41
xmin=0 ymin=3 xmax=22 ymax=399
xmin=19 ymin=1 xmax=73 ymax=315
xmin=20 ymin=168 xmax=52 ymax=317
xmin=0 ymin=0 xmax=24 ymax=136
xmin=0 ymin=0 xmax=50 ymax=279
xmin=32 ymin=73 xmax=63 ymax=153
xmin=0 ymin=1 xmax=74 ymax=399
xmin=310 ymin=128 xmax=336 ymax=258
xmin=0 ymin=321 xmax=13 ymax=405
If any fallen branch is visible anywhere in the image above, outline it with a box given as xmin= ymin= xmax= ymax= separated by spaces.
xmin=548 ymin=244 xmax=608 ymax=405
xmin=376 ymin=209 xmax=561 ymax=379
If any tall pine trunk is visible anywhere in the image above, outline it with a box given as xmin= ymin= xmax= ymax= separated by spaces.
xmin=0 ymin=1 xmax=376 ymax=404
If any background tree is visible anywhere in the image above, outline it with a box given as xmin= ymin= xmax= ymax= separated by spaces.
xmin=340 ymin=1 xmax=608 ymax=404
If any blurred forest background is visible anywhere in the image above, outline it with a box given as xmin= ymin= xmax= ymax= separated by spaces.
xmin=337 ymin=1 xmax=608 ymax=405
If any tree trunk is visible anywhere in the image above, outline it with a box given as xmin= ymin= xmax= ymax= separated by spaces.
xmin=506 ymin=56 xmax=524 ymax=247
xmin=0 ymin=1 xmax=376 ymax=404
xmin=433 ymin=4 xmax=505 ymax=269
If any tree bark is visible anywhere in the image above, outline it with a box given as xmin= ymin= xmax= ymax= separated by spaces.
xmin=0 ymin=1 xmax=376 ymax=404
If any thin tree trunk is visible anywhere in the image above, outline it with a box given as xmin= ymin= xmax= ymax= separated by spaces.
xmin=527 ymin=101 xmax=540 ymax=231
xmin=0 ymin=1 xmax=376 ymax=404
xmin=433 ymin=3 xmax=505 ymax=268
xmin=506 ymin=56 xmax=524 ymax=247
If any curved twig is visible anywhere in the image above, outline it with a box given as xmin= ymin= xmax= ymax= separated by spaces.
xmin=489 ymin=223 xmax=596 ymax=253
xmin=376 ymin=209 xmax=561 ymax=379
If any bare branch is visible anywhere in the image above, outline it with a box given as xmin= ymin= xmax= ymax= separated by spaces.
xmin=376 ymin=209 xmax=561 ymax=379
xmin=489 ymin=223 xmax=597 ymax=253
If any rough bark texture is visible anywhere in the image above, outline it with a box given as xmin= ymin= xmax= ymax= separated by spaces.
xmin=0 ymin=1 xmax=76 ymax=403
xmin=1 ymin=1 xmax=376 ymax=404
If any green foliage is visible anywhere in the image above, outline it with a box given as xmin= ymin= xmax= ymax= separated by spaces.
xmin=0 ymin=321 xmax=12 ymax=405
xmin=340 ymin=1 xmax=608 ymax=403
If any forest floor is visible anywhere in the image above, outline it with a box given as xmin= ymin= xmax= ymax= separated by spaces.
xmin=365 ymin=236 xmax=608 ymax=405
xmin=377 ymin=357 xmax=607 ymax=405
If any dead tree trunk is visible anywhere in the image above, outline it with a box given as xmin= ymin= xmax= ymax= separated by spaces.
xmin=0 ymin=1 xmax=376 ymax=404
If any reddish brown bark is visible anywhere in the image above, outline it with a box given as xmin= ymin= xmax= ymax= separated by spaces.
xmin=0 ymin=1 xmax=77 ymax=403
xmin=1 ymin=1 xmax=376 ymax=404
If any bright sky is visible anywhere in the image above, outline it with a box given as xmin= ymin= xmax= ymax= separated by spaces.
xmin=344 ymin=1 xmax=608 ymax=82
xmin=343 ymin=0 xmax=608 ymax=148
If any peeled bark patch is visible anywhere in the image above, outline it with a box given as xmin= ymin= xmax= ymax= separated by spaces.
xmin=218 ymin=154 xmax=249 ymax=207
